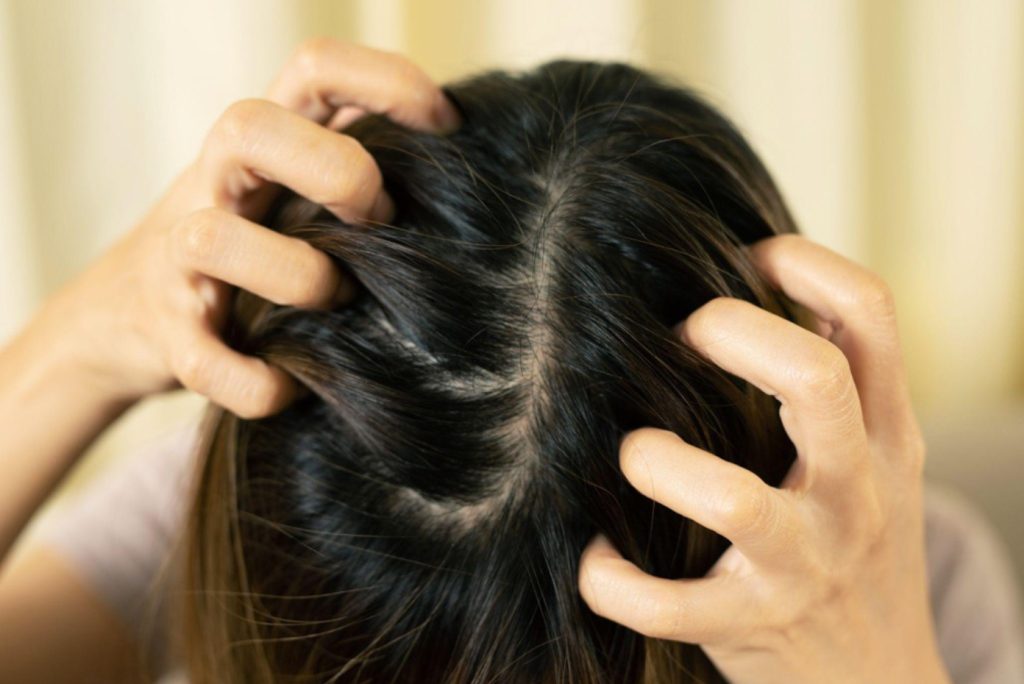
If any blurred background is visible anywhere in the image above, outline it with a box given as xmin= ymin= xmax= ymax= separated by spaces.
xmin=0 ymin=1 xmax=1022 ymax=577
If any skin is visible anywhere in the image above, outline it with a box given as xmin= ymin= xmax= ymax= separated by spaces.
xmin=0 ymin=40 xmax=948 ymax=682
xmin=578 ymin=234 xmax=951 ymax=683
xmin=0 ymin=39 xmax=458 ymax=682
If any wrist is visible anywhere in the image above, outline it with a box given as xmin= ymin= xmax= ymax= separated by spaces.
xmin=13 ymin=290 xmax=140 ymax=411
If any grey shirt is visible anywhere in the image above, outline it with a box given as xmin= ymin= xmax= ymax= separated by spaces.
xmin=36 ymin=423 xmax=1024 ymax=683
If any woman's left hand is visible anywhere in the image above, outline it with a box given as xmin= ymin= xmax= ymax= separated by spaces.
xmin=578 ymin=235 xmax=950 ymax=684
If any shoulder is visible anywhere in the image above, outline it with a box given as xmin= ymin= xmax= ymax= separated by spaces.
xmin=925 ymin=484 xmax=1024 ymax=684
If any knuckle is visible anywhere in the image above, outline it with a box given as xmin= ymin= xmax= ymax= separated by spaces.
xmin=173 ymin=348 xmax=209 ymax=392
xmin=851 ymin=272 xmax=897 ymax=321
xmin=292 ymin=36 xmax=339 ymax=78
xmin=797 ymin=341 xmax=853 ymax=401
xmin=390 ymin=56 xmax=431 ymax=99
xmin=328 ymin=141 xmax=381 ymax=212
xmin=713 ymin=470 xmax=771 ymax=538
xmin=175 ymin=209 xmax=223 ymax=265
xmin=215 ymin=98 xmax=270 ymax=144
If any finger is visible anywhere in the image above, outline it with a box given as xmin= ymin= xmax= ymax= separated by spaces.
xmin=619 ymin=428 xmax=800 ymax=566
xmin=202 ymin=98 xmax=393 ymax=224
xmin=749 ymin=235 xmax=913 ymax=444
xmin=170 ymin=322 xmax=296 ymax=419
xmin=578 ymin=534 xmax=748 ymax=644
xmin=679 ymin=298 xmax=870 ymax=489
xmin=170 ymin=207 xmax=354 ymax=308
xmin=326 ymin=104 xmax=368 ymax=131
xmin=266 ymin=38 xmax=460 ymax=133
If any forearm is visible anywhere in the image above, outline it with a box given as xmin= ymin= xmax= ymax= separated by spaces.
xmin=0 ymin=299 xmax=132 ymax=562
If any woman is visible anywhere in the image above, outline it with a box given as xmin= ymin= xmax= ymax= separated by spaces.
xmin=0 ymin=40 xmax=1020 ymax=683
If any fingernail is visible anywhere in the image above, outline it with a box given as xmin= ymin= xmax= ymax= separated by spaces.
xmin=587 ymin=534 xmax=618 ymax=558
xmin=333 ymin=274 xmax=357 ymax=306
xmin=672 ymin=319 xmax=692 ymax=344
xmin=433 ymin=97 xmax=462 ymax=134
xmin=369 ymin=191 xmax=395 ymax=224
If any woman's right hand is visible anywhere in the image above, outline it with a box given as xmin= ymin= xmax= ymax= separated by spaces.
xmin=37 ymin=39 xmax=459 ymax=418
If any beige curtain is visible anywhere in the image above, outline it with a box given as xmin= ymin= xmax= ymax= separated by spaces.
xmin=1 ymin=1 xmax=1022 ymax=470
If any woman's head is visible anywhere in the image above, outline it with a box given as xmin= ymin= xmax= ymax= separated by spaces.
xmin=185 ymin=60 xmax=798 ymax=683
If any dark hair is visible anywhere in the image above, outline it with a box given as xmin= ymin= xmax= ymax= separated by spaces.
xmin=185 ymin=60 xmax=799 ymax=683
